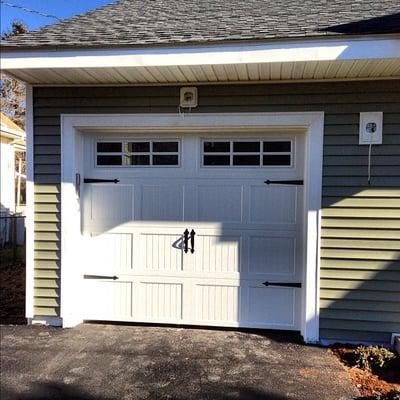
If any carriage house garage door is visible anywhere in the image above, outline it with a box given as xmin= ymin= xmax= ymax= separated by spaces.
xmin=80 ymin=130 xmax=305 ymax=330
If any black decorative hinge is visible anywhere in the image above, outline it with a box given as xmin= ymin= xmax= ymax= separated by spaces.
xmin=263 ymin=281 xmax=302 ymax=288
xmin=84 ymin=178 xmax=120 ymax=184
xmin=264 ymin=180 xmax=303 ymax=186
xmin=84 ymin=274 xmax=119 ymax=280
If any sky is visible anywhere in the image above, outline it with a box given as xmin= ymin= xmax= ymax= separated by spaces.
xmin=1 ymin=0 xmax=114 ymax=33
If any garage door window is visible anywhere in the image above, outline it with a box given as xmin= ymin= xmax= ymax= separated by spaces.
xmin=202 ymin=140 xmax=292 ymax=167
xmin=96 ymin=140 xmax=180 ymax=167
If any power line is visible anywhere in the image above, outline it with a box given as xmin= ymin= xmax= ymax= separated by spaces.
xmin=0 ymin=1 xmax=62 ymax=21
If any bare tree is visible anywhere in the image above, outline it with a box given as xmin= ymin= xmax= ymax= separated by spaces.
xmin=1 ymin=21 xmax=28 ymax=129
xmin=1 ymin=21 xmax=28 ymax=206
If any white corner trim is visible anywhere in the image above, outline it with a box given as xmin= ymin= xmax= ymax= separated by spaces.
xmin=302 ymin=113 xmax=324 ymax=343
xmin=60 ymin=115 xmax=83 ymax=328
xmin=60 ymin=112 xmax=324 ymax=342
xmin=2 ymin=38 xmax=400 ymax=70
xmin=25 ymin=84 xmax=34 ymax=320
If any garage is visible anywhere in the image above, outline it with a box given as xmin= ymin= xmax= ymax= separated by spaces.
xmin=60 ymin=113 xmax=322 ymax=341
xmin=78 ymin=129 xmax=305 ymax=330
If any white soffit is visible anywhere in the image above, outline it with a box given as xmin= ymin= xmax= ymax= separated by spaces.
xmin=1 ymin=37 xmax=400 ymax=84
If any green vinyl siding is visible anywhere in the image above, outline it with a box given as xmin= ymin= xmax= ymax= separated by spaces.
xmin=32 ymin=80 xmax=400 ymax=343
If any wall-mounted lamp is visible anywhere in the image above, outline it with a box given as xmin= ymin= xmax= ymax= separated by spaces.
xmin=180 ymin=87 xmax=198 ymax=108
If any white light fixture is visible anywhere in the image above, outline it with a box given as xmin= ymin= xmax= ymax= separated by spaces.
xmin=180 ymin=87 xmax=198 ymax=108
xmin=359 ymin=112 xmax=383 ymax=145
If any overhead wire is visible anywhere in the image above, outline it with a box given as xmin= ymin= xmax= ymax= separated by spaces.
xmin=0 ymin=1 xmax=62 ymax=21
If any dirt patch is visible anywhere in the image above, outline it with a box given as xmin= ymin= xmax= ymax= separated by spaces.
xmin=331 ymin=346 xmax=400 ymax=400
xmin=0 ymin=247 xmax=26 ymax=324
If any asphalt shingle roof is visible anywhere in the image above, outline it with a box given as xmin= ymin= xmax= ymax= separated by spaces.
xmin=2 ymin=0 xmax=400 ymax=49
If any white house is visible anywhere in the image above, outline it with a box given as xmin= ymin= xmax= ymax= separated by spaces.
xmin=0 ymin=112 xmax=26 ymax=245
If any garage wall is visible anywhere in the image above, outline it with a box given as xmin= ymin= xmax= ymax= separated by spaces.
xmin=32 ymin=80 xmax=400 ymax=343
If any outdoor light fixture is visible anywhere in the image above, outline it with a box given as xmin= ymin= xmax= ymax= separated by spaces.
xmin=180 ymin=87 xmax=198 ymax=108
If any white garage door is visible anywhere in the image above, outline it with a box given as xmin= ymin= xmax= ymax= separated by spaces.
xmin=81 ymin=131 xmax=305 ymax=330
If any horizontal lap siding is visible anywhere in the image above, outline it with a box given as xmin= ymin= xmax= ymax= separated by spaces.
xmin=33 ymin=81 xmax=400 ymax=342
xmin=33 ymin=183 xmax=61 ymax=316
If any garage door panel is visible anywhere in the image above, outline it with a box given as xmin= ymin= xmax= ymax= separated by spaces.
xmin=81 ymin=132 xmax=304 ymax=330
xmin=249 ymin=185 xmax=297 ymax=225
xmin=84 ymin=183 xmax=134 ymax=228
xmin=193 ymin=234 xmax=241 ymax=273
xmin=246 ymin=285 xmax=296 ymax=327
xmin=197 ymin=185 xmax=243 ymax=222
xmin=84 ymin=281 xmax=133 ymax=320
xmin=139 ymin=233 xmax=183 ymax=271
xmin=141 ymin=184 xmax=184 ymax=221
xmin=195 ymin=284 xmax=239 ymax=324
xmin=249 ymin=236 xmax=296 ymax=276
xmin=84 ymin=233 xmax=133 ymax=273
xmin=139 ymin=282 xmax=183 ymax=321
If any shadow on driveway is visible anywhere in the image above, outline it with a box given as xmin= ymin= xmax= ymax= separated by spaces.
xmin=2 ymin=382 xmax=296 ymax=400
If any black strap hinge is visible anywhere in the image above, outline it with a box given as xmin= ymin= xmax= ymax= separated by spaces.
xmin=264 ymin=180 xmax=303 ymax=186
xmin=84 ymin=274 xmax=119 ymax=280
xmin=263 ymin=281 xmax=302 ymax=288
xmin=84 ymin=178 xmax=120 ymax=184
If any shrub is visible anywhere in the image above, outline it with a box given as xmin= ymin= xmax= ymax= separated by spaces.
xmin=353 ymin=346 xmax=396 ymax=371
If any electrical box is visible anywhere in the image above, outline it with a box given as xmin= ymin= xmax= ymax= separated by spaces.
xmin=359 ymin=112 xmax=383 ymax=145
xmin=180 ymin=87 xmax=198 ymax=108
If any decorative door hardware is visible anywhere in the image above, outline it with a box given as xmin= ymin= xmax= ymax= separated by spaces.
xmin=84 ymin=274 xmax=119 ymax=280
xmin=264 ymin=180 xmax=303 ymax=186
xmin=183 ymin=229 xmax=189 ymax=253
xmin=190 ymin=229 xmax=196 ymax=253
xmin=183 ymin=229 xmax=196 ymax=253
xmin=262 ymin=281 xmax=302 ymax=288
xmin=84 ymin=178 xmax=120 ymax=183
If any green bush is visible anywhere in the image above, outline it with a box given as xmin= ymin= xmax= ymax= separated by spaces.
xmin=353 ymin=345 xmax=396 ymax=371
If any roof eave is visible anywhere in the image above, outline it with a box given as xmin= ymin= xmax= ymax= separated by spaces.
xmin=1 ymin=36 xmax=399 ymax=85
xmin=2 ymin=32 xmax=400 ymax=52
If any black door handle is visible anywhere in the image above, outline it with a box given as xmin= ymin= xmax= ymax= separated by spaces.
xmin=183 ymin=229 xmax=189 ymax=253
xmin=190 ymin=229 xmax=196 ymax=253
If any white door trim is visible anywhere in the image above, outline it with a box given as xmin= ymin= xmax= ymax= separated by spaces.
xmin=61 ymin=112 xmax=324 ymax=343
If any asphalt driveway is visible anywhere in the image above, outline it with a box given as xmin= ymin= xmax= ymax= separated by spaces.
xmin=0 ymin=324 xmax=358 ymax=400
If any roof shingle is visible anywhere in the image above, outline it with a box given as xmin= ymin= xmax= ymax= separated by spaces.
xmin=2 ymin=0 xmax=399 ymax=49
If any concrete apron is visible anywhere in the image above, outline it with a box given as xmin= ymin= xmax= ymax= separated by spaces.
xmin=0 ymin=324 xmax=358 ymax=400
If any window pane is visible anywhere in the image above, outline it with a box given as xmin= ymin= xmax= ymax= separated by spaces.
xmin=263 ymin=155 xmax=291 ymax=166
xmin=126 ymin=155 xmax=150 ymax=165
xmin=263 ymin=141 xmax=291 ymax=152
xmin=97 ymin=155 xmax=122 ymax=165
xmin=203 ymin=155 xmax=230 ymax=166
xmin=153 ymin=155 xmax=179 ymax=165
xmin=97 ymin=142 xmax=122 ymax=152
xmin=153 ymin=142 xmax=178 ymax=152
xmin=233 ymin=141 xmax=260 ymax=152
xmin=127 ymin=142 xmax=150 ymax=153
xmin=233 ymin=155 xmax=260 ymax=166
xmin=204 ymin=141 xmax=230 ymax=153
